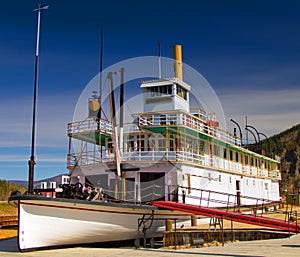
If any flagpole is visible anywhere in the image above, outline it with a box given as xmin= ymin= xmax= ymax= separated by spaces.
xmin=28 ymin=4 xmax=48 ymax=193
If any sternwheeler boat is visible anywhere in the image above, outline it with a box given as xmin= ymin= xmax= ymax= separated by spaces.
xmin=9 ymin=44 xmax=281 ymax=251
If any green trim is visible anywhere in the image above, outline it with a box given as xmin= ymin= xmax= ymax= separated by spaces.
xmin=142 ymin=125 xmax=279 ymax=164
xmin=73 ymin=132 xmax=111 ymax=145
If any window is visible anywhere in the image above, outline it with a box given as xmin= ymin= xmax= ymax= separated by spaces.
xmin=127 ymin=136 xmax=135 ymax=151
xmin=265 ymin=183 xmax=268 ymax=191
xmin=160 ymin=85 xmax=172 ymax=95
xmin=150 ymin=86 xmax=158 ymax=97
xmin=230 ymin=150 xmax=234 ymax=161
xmin=203 ymin=141 xmax=208 ymax=152
xmin=245 ymin=155 xmax=249 ymax=165
xmin=219 ymin=174 xmax=221 ymax=182
xmin=229 ymin=176 xmax=232 ymax=184
xmin=223 ymin=148 xmax=227 ymax=159
xmin=107 ymin=141 xmax=114 ymax=153
xmin=198 ymin=139 xmax=205 ymax=152
xmin=186 ymin=139 xmax=192 ymax=150
xmin=213 ymin=144 xmax=220 ymax=156
xmin=139 ymin=135 xmax=146 ymax=151
xmin=208 ymin=173 xmax=212 ymax=181
xmin=146 ymin=85 xmax=172 ymax=97
xmin=169 ymin=135 xmax=175 ymax=151
xmin=176 ymin=85 xmax=187 ymax=100
xmin=236 ymin=152 xmax=240 ymax=162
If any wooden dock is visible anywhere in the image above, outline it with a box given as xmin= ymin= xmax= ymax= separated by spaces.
xmin=0 ymin=215 xmax=18 ymax=229
xmin=163 ymin=228 xmax=292 ymax=247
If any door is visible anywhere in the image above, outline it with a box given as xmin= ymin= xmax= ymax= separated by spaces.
xmin=140 ymin=172 xmax=165 ymax=203
xmin=126 ymin=177 xmax=135 ymax=202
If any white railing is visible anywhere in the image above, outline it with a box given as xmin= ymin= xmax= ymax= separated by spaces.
xmin=176 ymin=150 xmax=206 ymax=165
xmin=67 ymin=115 xmax=279 ymax=181
xmin=122 ymin=150 xmax=176 ymax=162
xmin=68 ymin=118 xmax=112 ymax=135
xmin=68 ymin=148 xmax=279 ymax=180
xmin=67 ymin=151 xmax=114 ymax=167
xmin=137 ymin=111 xmax=241 ymax=146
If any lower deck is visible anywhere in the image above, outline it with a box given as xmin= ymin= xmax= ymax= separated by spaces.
xmin=69 ymin=162 xmax=280 ymax=207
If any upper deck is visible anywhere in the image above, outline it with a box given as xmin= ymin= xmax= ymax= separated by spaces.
xmin=136 ymin=109 xmax=241 ymax=146
xmin=67 ymin=109 xmax=281 ymax=181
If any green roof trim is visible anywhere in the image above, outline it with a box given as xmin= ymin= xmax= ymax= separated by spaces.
xmin=142 ymin=125 xmax=279 ymax=164
xmin=72 ymin=131 xmax=111 ymax=145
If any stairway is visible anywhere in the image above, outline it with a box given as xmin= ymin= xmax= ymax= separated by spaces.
xmin=153 ymin=201 xmax=300 ymax=233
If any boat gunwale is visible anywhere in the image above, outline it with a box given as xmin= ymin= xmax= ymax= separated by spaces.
xmin=8 ymin=195 xmax=158 ymax=210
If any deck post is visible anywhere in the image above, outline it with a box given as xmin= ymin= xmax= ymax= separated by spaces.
xmin=191 ymin=215 xmax=197 ymax=226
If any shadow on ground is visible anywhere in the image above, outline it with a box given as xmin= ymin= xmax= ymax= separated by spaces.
xmin=0 ymin=237 xmax=19 ymax=252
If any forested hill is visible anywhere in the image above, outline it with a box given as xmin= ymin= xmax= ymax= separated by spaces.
xmin=248 ymin=124 xmax=300 ymax=194
xmin=0 ymin=180 xmax=26 ymax=201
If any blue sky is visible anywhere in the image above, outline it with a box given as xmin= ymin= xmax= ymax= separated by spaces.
xmin=1 ymin=0 xmax=300 ymax=181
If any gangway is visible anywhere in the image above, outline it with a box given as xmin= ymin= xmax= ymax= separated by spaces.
xmin=153 ymin=201 xmax=300 ymax=233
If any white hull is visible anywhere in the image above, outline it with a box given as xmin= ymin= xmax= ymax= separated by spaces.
xmin=16 ymin=197 xmax=192 ymax=251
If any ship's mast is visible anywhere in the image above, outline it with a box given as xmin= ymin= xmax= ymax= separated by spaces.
xmin=98 ymin=28 xmax=104 ymax=157
xmin=118 ymin=68 xmax=125 ymax=200
xmin=98 ymin=28 xmax=103 ymax=121
xmin=108 ymin=69 xmax=126 ymax=200
xmin=107 ymin=72 xmax=121 ymax=175
xmin=28 ymin=4 xmax=48 ymax=193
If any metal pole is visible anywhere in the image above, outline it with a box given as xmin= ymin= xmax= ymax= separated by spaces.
xmin=230 ymin=119 xmax=242 ymax=146
xmin=258 ymin=132 xmax=268 ymax=140
xmin=246 ymin=125 xmax=260 ymax=144
xmin=28 ymin=4 xmax=48 ymax=193
xmin=246 ymin=125 xmax=261 ymax=153
xmin=245 ymin=127 xmax=257 ymax=144
xmin=245 ymin=116 xmax=248 ymax=145
xmin=259 ymin=132 xmax=269 ymax=156
xmin=158 ymin=43 xmax=161 ymax=79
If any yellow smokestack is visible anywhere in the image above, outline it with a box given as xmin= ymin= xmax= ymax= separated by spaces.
xmin=174 ymin=44 xmax=182 ymax=80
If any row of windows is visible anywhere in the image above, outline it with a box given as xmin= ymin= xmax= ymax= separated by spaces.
xmin=109 ymin=134 xmax=278 ymax=170
xmin=208 ymin=174 xmax=269 ymax=189
xmin=210 ymin=143 xmax=278 ymax=170
xmin=145 ymin=85 xmax=173 ymax=97
xmin=144 ymin=84 xmax=188 ymax=100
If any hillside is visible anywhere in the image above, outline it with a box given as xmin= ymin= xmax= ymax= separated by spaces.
xmin=0 ymin=180 xmax=26 ymax=201
xmin=248 ymin=124 xmax=300 ymax=195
